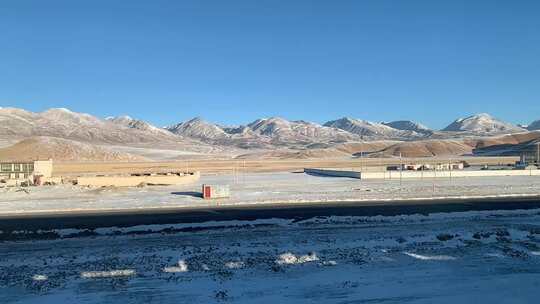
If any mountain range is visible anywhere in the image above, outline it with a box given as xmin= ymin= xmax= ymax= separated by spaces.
xmin=162 ymin=113 xmax=534 ymax=145
xmin=0 ymin=107 xmax=180 ymax=144
xmin=1 ymin=107 xmax=539 ymax=160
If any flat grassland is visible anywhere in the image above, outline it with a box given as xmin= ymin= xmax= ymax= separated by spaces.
xmin=54 ymin=156 xmax=519 ymax=176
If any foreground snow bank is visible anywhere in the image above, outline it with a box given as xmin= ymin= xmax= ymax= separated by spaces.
xmin=403 ymin=252 xmax=456 ymax=261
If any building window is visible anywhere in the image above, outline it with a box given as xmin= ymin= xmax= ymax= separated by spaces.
xmin=13 ymin=164 xmax=21 ymax=171
xmin=15 ymin=173 xmax=19 ymax=179
xmin=1 ymin=164 xmax=12 ymax=172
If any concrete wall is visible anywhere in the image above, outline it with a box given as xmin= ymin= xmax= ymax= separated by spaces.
xmin=306 ymin=168 xmax=540 ymax=180
xmin=77 ymin=172 xmax=200 ymax=187
xmin=34 ymin=160 xmax=53 ymax=178
xmin=304 ymin=168 xmax=362 ymax=179
xmin=363 ymin=169 xmax=540 ymax=180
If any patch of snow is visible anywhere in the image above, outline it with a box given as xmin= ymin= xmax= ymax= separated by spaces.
xmin=320 ymin=260 xmax=337 ymax=266
xmin=225 ymin=261 xmax=245 ymax=269
xmin=32 ymin=274 xmax=48 ymax=281
xmin=403 ymin=252 xmax=456 ymax=261
xmin=80 ymin=269 xmax=136 ymax=279
xmin=485 ymin=253 xmax=505 ymax=258
xmin=54 ymin=107 xmax=73 ymax=113
xmin=163 ymin=260 xmax=189 ymax=273
xmin=276 ymin=252 xmax=319 ymax=265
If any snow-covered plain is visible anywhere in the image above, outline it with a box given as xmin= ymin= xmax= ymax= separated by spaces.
xmin=2 ymin=208 xmax=540 ymax=303
xmin=1 ymin=172 xmax=540 ymax=215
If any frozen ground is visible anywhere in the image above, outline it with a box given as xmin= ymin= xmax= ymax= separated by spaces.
xmin=1 ymin=172 xmax=540 ymax=215
xmin=2 ymin=208 xmax=540 ymax=303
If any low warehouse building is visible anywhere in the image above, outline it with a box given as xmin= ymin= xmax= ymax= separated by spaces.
xmin=76 ymin=171 xmax=200 ymax=187
xmin=387 ymin=162 xmax=464 ymax=171
xmin=305 ymin=167 xmax=540 ymax=180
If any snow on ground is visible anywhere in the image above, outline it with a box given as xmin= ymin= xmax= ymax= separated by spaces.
xmin=2 ymin=208 xmax=540 ymax=303
xmin=1 ymin=172 xmax=540 ymax=215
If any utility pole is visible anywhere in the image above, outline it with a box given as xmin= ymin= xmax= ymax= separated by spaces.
xmin=243 ymin=160 xmax=246 ymax=184
xmin=399 ymin=152 xmax=403 ymax=187
xmin=360 ymin=151 xmax=363 ymax=172
xmin=449 ymin=157 xmax=452 ymax=182
xmin=537 ymin=142 xmax=539 ymax=165
xmin=433 ymin=165 xmax=436 ymax=195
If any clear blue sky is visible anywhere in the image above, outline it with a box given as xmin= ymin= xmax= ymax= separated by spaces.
xmin=1 ymin=0 xmax=539 ymax=129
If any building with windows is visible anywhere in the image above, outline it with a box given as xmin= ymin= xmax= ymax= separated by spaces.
xmin=0 ymin=162 xmax=34 ymax=180
xmin=0 ymin=160 xmax=53 ymax=184
xmin=387 ymin=162 xmax=465 ymax=171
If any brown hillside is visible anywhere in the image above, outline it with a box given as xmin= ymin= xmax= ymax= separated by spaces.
xmin=0 ymin=137 xmax=148 ymax=162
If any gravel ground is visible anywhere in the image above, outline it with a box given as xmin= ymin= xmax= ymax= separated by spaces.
xmin=1 ymin=209 xmax=540 ymax=303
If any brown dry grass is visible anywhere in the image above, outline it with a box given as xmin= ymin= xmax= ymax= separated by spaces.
xmin=53 ymin=156 xmax=519 ymax=177
xmin=372 ymin=140 xmax=473 ymax=157
xmin=0 ymin=137 xmax=147 ymax=162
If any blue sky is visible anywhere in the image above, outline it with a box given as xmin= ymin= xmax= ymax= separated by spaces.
xmin=0 ymin=0 xmax=539 ymax=129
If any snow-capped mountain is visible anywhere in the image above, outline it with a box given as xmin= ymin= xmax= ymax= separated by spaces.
xmin=166 ymin=117 xmax=230 ymax=141
xmin=0 ymin=107 xmax=181 ymax=144
xmin=106 ymin=115 xmax=173 ymax=136
xmin=246 ymin=117 xmax=355 ymax=142
xmin=3 ymin=107 xmax=538 ymax=158
xmin=382 ymin=120 xmax=432 ymax=134
xmin=442 ymin=113 xmax=525 ymax=135
xmin=166 ymin=116 xmax=357 ymax=148
xmin=323 ymin=117 xmax=408 ymax=139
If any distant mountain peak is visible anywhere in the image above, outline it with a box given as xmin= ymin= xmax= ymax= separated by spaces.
xmin=247 ymin=117 xmax=293 ymax=135
xmin=106 ymin=115 xmax=173 ymax=136
xmin=442 ymin=113 xmax=524 ymax=134
xmin=185 ymin=116 xmax=206 ymax=123
xmin=528 ymin=120 xmax=540 ymax=131
xmin=117 ymin=115 xmax=133 ymax=120
xmin=324 ymin=117 xmax=404 ymax=138
xmin=382 ymin=120 xmax=432 ymax=134
xmin=166 ymin=117 xmax=228 ymax=140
